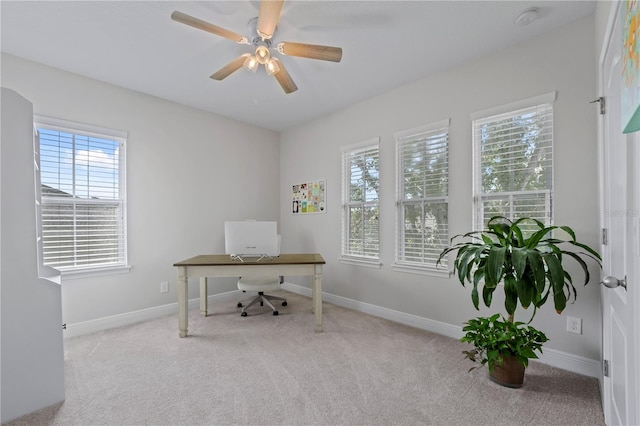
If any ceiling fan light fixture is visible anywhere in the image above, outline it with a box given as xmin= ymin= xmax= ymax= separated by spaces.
xmin=266 ymin=58 xmax=280 ymax=76
xmin=243 ymin=55 xmax=259 ymax=73
xmin=255 ymin=45 xmax=271 ymax=64
xmin=172 ymin=0 xmax=342 ymax=93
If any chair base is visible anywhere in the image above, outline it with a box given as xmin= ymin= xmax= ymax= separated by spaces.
xmin=237 ymin=292 xmax=287 ymax=316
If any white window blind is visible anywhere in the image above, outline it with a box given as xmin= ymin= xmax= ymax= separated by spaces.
xmin=472 ymin=96 xmax=554 ymax=232
xmin=395 ymin=120 xmax=449 ymax=271
xmin=35 ymin=117 xmax=128 ymax=272
xmin=341 ymin=138 xmax=380 ymax=261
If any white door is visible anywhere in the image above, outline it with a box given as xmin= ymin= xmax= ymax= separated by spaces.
xmin=600 ymin=3 xmax=639 ymax=425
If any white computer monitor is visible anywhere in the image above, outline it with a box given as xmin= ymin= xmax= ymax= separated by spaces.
xmin=224 ymin=221 xmax=279 ymax=258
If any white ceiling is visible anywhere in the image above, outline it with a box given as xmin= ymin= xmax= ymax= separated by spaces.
xmin=1 ymin=1 xmax=595 ymax=132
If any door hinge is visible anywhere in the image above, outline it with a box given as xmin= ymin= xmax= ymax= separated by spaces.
xmin=62 ymin=323 xmax=67 ymax=330
xmin=602 ymin=228 xmax=608 ymax=245
xmin=603 ymin=359 xmax=610 ymax=377
xmin=591 ymin=97 xmax=606 ymax=115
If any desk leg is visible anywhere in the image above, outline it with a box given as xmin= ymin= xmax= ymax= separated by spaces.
xmin=200 ymin=277 xmax=208 ymax=317
xmin=177 ymin=266 xmax=188 ymax=338
xmin=311 ymin=278 xmax=316 ymax=314
xmin=313 ymin=264 xmax=323 ymax=332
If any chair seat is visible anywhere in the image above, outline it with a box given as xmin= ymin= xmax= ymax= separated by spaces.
xmin=237 ymin=276 xmax=286 ymax=316
xmin=237 ymin=277 xmax=280 ymax=292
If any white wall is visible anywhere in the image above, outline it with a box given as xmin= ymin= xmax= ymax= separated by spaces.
xmin=1 ymin=88 xmax=65 ymax=423
xmin=1 ymin=54 xmax=281 ymax=326
xmin=280 ymin=17 xmax=602 ymax=361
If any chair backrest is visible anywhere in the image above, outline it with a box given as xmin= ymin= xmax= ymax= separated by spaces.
xmin=224 ymin=221 xmax=279 ymax=257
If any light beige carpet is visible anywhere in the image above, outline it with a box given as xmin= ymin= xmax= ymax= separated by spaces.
xmin=5 ymin=291 xmax=604 ymax=426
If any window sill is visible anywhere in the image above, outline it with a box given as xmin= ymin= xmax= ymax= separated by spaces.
xmin=59 ymin=264 xmax=132 ymax=280
xmin=392 ymin=262 xmax=450 ymax=278
xmin=339 ymin=256 xmax=382 ymax=269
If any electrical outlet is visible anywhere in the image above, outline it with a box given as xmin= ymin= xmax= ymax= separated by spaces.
xmin=160 ymin=281 xmax=169 ymax=293
xmin=567 ymin=316 xmax=582 ymax=334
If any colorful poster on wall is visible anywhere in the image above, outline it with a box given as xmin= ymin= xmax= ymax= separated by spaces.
xmin=622 ymin=0 xmax=640 ymax=133
xmin=292 ymin=179 xmax=326 ymax=214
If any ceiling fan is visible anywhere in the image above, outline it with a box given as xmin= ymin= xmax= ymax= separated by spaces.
xmin=171 ymin=0 xmax=343 ymax=94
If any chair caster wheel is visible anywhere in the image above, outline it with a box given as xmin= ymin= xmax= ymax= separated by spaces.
xmin=282 ymin=301 xmax=287 ymax=306
xmin=260 ymin=302 xmax=264 ymax=306
xmin=237 ymin=303 xmax=243 ymax=308
xmin=241 ymin=312 xmax=248 ymax=317
xmin=273 ymin=311 xmax=279 ymax=316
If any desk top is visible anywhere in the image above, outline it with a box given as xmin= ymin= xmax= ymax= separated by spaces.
xmin=174 ymin=253 xmax=325 ymax=267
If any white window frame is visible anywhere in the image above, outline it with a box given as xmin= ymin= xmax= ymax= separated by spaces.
xmin=394 ymin=119 xmax=450 ymax=276
xmin=471 ymin=92 xmax=556 ymax=231
xmin=340 ymin=137 xmax=381 ymax=268
xmin=34 ymin=115 xmax=130 ymax=278
xmin=33 ymin=125 xmax=61 ymax=284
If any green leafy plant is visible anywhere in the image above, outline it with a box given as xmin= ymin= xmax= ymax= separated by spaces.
xmin=437 ymin=216 xmax=601 ymax=322
xmin=461 ymin=314 xmax=548 ymax=372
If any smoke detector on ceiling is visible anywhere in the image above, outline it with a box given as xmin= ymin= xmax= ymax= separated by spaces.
xmin=515 ymin=8 xmax=539 ymax=26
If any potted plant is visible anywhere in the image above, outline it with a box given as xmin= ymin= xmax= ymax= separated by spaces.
xmin=437 ymin=216 xmax=601 ymax=386
xmin=460 ymin=314 xmax=548 ymax=387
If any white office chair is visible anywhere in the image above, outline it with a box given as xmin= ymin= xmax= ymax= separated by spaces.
xmin=236 ymin=275 xmax=287 ymax=316
xmin=225 ymin=226 xmax=287 ymax=316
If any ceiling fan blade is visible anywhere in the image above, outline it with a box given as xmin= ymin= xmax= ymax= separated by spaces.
xmin=271 ymin=59 xmax=298 ymax=94
xmin=277 ymin=42 xmax=342 ymax=62
xmin=171 ymin=11 xmax=248 ymax=44
xmin=210 ymin=54 xmax=250 ymax=81
xmin=257 ymin=0 xmax=284 ymax=40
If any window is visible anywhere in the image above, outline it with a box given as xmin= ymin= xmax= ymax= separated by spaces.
xmin=395 ymin=119 xmax=449 ymax=273
xmin=472 ymin=92 xmax=555 ymax=232
xmin=341 ymin=138 xmax=380 ymax=265
xmin=35 ymin=116 xmax=128 ymax=275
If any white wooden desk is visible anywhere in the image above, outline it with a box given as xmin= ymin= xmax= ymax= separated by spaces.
xmin=173 ymin=253 xmax=325 ymax=337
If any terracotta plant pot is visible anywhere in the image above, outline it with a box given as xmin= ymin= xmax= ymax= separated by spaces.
xmin=489 ymin=354 xmax=525 ymax=388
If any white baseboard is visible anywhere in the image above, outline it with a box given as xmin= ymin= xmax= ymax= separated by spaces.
xmin=63 ymin=290 xmax=242 ymax=338
xmin=281 ymin=282 xmax=602 ymax=379
xmin=64 ymin=283 xmax=602 ymax=378
xmin=281 ymin=282 xmax=463 ymax=339
xmin=535 ymin=347 xmax=602 ymax=379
